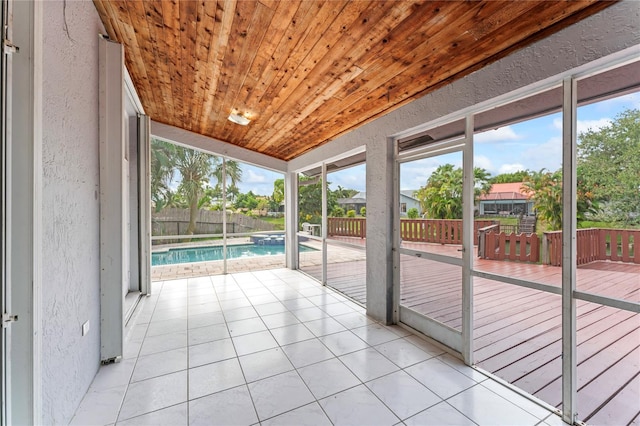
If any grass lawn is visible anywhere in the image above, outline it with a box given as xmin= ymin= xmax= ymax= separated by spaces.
xmin=259 ymin=216 xmax=285 ymax=230
xmin=579 ymin=220 xmax=640 ymax=229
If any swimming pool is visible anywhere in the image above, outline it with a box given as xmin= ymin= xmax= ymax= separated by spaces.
xmin=152 ymin=243 xmax=316 ymax=266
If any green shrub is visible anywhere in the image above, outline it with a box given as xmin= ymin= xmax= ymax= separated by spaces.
xmin=360 ymin=207 xmax=366 ymax=217
xmin=407 ymin=207 xmax=419 ymax=219
xmin=331 ymin=206 xmax=345 ymax=217
xmin=347 ymin=209 xmax=356 ymax=218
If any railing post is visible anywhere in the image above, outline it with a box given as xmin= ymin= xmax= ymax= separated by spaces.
xmin=541 ymin=233 xmax=549 ymax=265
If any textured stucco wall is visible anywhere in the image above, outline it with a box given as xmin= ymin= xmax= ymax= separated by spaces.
xmin=41 ymin=2 xmax=104 ymax=424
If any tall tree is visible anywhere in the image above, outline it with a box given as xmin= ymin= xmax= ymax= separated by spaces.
xmin=173 ymin=146 xmax=215 ymax=235
xmin=522 ymin=168 xmax=599 ymax=231
xmin=333 ymin=185 xmax=359 ymax=198
xmin=522 ymin=169 xmax=563 ymax=230
xmin=272 ymin=178 xmax=285 ymax=205
xmin=298 ymin=176 xmax=336 ymax=224
xmin=414 ymin=164 xmax=492 ymax=219
xmin=212 ymin=158 xmax=243 ymax=202
xmin=150 ymin=139 xmax=176 ymax=212
xmin=578 ymin=108 xmax=640 ymax=224
xmin=490 ymin=170 xmax=531 ymax=184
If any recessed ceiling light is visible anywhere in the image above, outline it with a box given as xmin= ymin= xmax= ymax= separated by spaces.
xmin=228 ymin=113 xmax=251 ymax=126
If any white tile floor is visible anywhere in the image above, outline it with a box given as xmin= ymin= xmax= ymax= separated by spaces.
xmin=71 ymin=269 xmax=565 ymax=426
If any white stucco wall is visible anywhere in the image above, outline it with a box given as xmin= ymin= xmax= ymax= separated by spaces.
xmin=41 ymin=2 xmax=104 ymax=423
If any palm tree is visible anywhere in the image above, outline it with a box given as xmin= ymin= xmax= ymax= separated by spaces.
xmin=522 ymin=169 xmax=563 ymax=230
xmin=212 ymin=158 xmax=243 ymax=202
xmin=272 ymin=178 xmax=285 ymax=205
xmin=173 ymin=146 xmax=214 ymax=236
xmin=415 ymin=164 xmax=492 ymax=219
xmin=150 ymin=139 xmax=177 ymax=212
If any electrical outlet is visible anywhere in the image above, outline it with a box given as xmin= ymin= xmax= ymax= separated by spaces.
xmin=82 ymin=320 xmax=90 ymax=336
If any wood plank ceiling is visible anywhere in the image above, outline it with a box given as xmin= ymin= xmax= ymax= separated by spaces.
xmin=93 ymin=0 xmax=611 ymax=161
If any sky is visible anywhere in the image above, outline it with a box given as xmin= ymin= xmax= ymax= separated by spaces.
xmin=207 ymin=91 xmax=638 ymax=197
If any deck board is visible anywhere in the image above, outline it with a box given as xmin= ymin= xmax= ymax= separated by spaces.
xmin=587 ymin=371 xmax=640 ymax=426
xmin=303 ymin=241 xmax=640 ymax=424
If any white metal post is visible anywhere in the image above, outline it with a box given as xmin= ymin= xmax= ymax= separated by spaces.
xmin=4 ymin=0 xmax=43 ymax=422
xmin=137 ymin=115 xmax=151 ymax=295
xmin=321 ymin=163 xmax=327 ymax=285
xmin=222 ymin=157 xmax=227 ymax=275
xmin=462 ymin=115 xmax=474 ymax=365
xmin=284 ymin=171 xmax=298 ymax=270
xmin=561 ymin=76 xmax=578 ymax=424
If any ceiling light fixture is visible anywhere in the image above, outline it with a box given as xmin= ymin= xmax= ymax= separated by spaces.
xmin=228 ymin=112 xmax=251 ymax=126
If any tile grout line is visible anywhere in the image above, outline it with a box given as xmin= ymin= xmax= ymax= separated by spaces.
xmin=116 ymin=269 xmax=550 ymax=425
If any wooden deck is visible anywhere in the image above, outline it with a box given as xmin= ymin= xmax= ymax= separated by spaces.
xmin=303 ymin=241 xmax=640 ymax=425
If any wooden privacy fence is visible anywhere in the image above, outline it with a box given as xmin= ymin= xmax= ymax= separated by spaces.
xmin=152 ymin=207 xmax=277 ymax=236
xmin=327 ymin=218 xmax=497 ymax=243
xmin=543 ymin=228 xmax=640 ymax=266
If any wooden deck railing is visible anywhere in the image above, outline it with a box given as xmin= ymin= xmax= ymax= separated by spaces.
xmin=543 ymin=228 xmax=640 ymax=266
xmin=327 ymin=218 xmax=497 ymax=244
xmin=328 ymin=218 xmax=638 ymax=267
xmin=327 ymin=217 xmax=366 ymax=238
xmin=401 ymin=219 xmax=496 ymax=244
xmin=481 ymin=232 xmax=540 ymax=262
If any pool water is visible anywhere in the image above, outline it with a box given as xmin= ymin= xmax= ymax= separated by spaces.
xmin=152 ymin=243 xmax=315 ymax=266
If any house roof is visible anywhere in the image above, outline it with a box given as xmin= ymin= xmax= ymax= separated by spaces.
xmin=336 ymin=197 xmax=366 ymax=205
xmin=400 ymin=190 xmax=418 ymax=201
xmin=93 ymin=1 xmax=610 ymax=161
xmin=480 ymin=182 xmax=530 ymax=201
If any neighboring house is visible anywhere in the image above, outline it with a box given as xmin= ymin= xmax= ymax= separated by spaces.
xmin=338 ymin=191 xmax=421 ymax=216
xmin=400 ymin=190 xmax=423 ymax=216
xmin=479 ymin=182 xmax=535 ymax=216
xmin=336 ymin=191 xmax=366 ymax=213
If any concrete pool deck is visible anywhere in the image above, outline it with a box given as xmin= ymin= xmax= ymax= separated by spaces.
xmin=151 ymin=239 xmax=366 ymax=281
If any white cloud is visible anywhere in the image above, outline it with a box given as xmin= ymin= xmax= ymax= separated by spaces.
xmin=577 ymin=118 xmax=611 ymax=135
xmin=592 ymin=92 xmax=640 ymax=111
xmin=244 ymin=168 xmax=267 ymax=184
xmin=521 ymin=136 xmax=562 ymax=172
xmin=474 ymin=155 xmax=494 ymax=173
xmin=498 ymin=163 xmax=526 ymax=174
xmin=474 ymin=126 xmax=521 ymax=144
xmin=400 ymin=166 xmax=434 ymax=190
xmin=327 ymin=165 xmax=366 ymax=192
xmin=237 ymin=165 xmax=283 ymax=196
xmin=400 ymin=156 xmax=462 ymax=190
xmin=553 ymin=117 xmax=612 ymax=135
